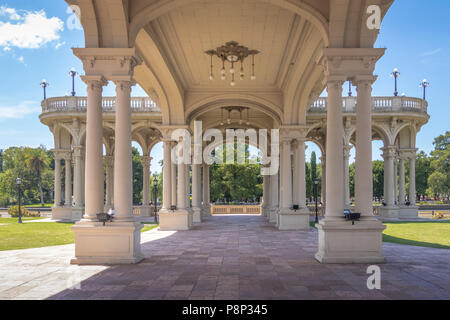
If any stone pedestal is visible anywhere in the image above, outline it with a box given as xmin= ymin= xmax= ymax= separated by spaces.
xmin=277 ymin=208 xmax=310 ymax=230
xmin=192 ymin=207 xmax=202 ymax=223
xmin=52 ymin=206 xmax=83 ymax=221
xmin=315 ymin=218 xmax=386 ymax=264
xmin=398 ymin=206 xmax=419 ymax=219
xmin=159 ymin=209 xmax=191 ymax=231
xmin=140 ymin=205 xmax=151 ymax=217
xmin=71 ymin=221 xmax=143 ymax=265
xmin=269 ymin=207 xmax=278 ymax=224
xmin=379 ymin=206 xmax=399 ymax=220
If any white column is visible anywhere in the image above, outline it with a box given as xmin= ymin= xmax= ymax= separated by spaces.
xmin=262 ymin=173 xmax=269 ymax=216
xmin=399 ymin=157 xmax=406 ymax=205
xmin=171 ymin=159 xmax=177 ymax=206
xmin=81 ymin=156 xmax=85 ymax=207
xmin=192 ymin=164 xmax=201 ymax=207
xmin=355 ymin=78 xmax=375 ymax=217
xmin=105 ymin=155 xmax=114 ymax=207
xmin=83 ymin=77 xmax=105 ymax=220
xmin=162 ymin=139 xmax=172 ymax=210
xmin=113 ymin=80 xmax=134 ymax=221
xmin=343 ymin=145 xmax=351 ymax=208
xmin=409 ymin=156 xmax=416 ymax=205
xmin=280 ymin=139 xmax=293 ymax=210
xmin=269 ymin=171 xmax=279 ymax=223
xmin=73 ymin=146 xmax=84 ymax=207
xmin=382 ymin=147 xmax=396 ymax=207
xmin=64 ymin=155 xmax=72 ymax=207
xmin=54 ymin=155 xmax=62 ymax=207
xmin=320 ymin=155 xmax=326 ymax=208
xmin=185 ymin=164 xmax=191 ymax=207
xmin=324 ymin=79 xmax=344 ymax=219
xmin=393 ymin=157 xmax=398 ymax=205
xmin=293 ymin=139 xmax=307 ymax=208
xmin=177 ymin=162 xmax=186 ymax=209
xmin=142 ymin=155 xmax=151 ymax=206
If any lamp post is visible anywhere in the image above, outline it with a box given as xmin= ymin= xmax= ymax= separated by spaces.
xmin=153 ymin=176 xmax=158 ymax=223
xmin=40 ymin=79 xmax=49 ymax=100
xmin=314 ymin=178 xmax=319 ymax=224
xmin=348 ymin=80 xmax=352 ymax=97
xmin=390 ymin=68 xmax=400 ymax=96
xmin=68 ymin=68 xmax=78 ymax=96
xmin=419 ymin=79 xmax=430 ymax=100
xmin=16 ymin=177 xmax=23 ymax=224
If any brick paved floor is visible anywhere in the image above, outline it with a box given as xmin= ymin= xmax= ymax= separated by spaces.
xmin=0 ymin=215 xmax=449 ymax=300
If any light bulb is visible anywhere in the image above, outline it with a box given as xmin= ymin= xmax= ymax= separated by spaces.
xmin=240 ymin=73 xmax=244 ymax=81
xmin=209 ymin=74 xmax=214 ymax=81
xmin=221 ymin=68 xmax=226 ymax=75
xmin=230 ymin=80 xmax=236 ymax=86
xmin=221 ymin=75 xmax=226 ymax=80
xmin=251 ymin=75 xmax=256 ymax=81
xmin=230 ymin=68 xmax=235 ymax=74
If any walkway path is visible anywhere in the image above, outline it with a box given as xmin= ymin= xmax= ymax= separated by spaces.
xmin=0 ymin=215 xmax=449 ymax=300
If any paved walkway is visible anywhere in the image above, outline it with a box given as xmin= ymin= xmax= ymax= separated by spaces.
xmin=0 ymin=215 xmax=449 ymax=300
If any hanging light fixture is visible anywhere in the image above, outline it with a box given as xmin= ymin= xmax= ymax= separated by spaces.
xmin=205 ymin=41 xmax=259 ymax=86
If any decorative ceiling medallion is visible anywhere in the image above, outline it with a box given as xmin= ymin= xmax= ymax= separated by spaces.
xmin=205 ymin=41 xmax=260 ymax=86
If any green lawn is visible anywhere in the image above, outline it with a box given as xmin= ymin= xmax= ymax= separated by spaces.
xmin=0 ymin=219 xmax=159 ymax=251
xmin=0 ymin=218 xmax=75 ymax=251
xmin=383 ymin=221 xmax=450 ymax=249
xmin=310 ymin=220 xmax=450 ymax=249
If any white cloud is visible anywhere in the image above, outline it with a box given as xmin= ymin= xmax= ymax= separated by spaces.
xmin=0 ymin=101 xmax=40 ymax=122
xmin=420 ymin=48 xmax=442 ymax=57
xmin=55 ymin=41 xmax=66 ymax=49
xmin=0 ymin=7 xmax=64 ymax=50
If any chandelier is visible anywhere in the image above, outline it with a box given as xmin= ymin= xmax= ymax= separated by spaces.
xmin=205 ymin=41 xmax=260 ymax=86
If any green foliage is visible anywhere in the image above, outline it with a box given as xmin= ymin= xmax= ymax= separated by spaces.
xmin=426 ymin=131 xmax=450 ymax=199
xmin=0 ymin=146 xmax=54 ymax=206
xmin=372 ymin=160 xmax=384 ymax=199
xmin=7 ymin=205 xmax=39 ymax=218
xmin=132 ymin=147 xmax=143 ymax=204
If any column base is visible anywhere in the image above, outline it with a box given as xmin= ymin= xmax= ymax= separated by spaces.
xmin=269 ymin=207 xmax=278 ymax=224
xmin=379 ymin=206 xmax=400 ymax=220
xmin=52 ymin=206 xmax=83 ymax=222
xmin=159 ymin=209 xmax=192 ymax=231
xmin=277 ymin=208 xmax=310 ymax=230
xmin=192 ymin=207 xmax=202 ymax=223
xmin=140 ymin=205 xmax=151 ymax=217
xmin=315 ymin=217 xmax=386 ymax=264
xmin=398 ymin=206 xmax=419 ymax=220
xmin=202 ymin=205 xmax=211 ymax=217
xmin=70 ymin=220 xmax=143 ymax=265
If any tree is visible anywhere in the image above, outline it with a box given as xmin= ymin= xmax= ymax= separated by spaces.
xmin=427 ymin=131 xmax=450 ymax=199
xmin=24 ymin=147 xmax=50 ymax=207
xmin=0 ymin=149 xmax=3 ymax=173
xmin=372 ymin=160 xmax=384 ymax=200
xmin=132 ymin=147 xmax=143 ymax=205
xmin=427 ymin=172 xmax=448 ymax=199
xmin=415 ymin=151 xmax=432 ymax=198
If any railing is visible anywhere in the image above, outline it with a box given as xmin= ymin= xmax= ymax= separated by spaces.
xmin=41 ymin=96 xmax=161 ymax=114
xmin=308 ymin=96 xmax=428 ymax=114
xmin=210 ymin=205 xmax=262 ymax=215
xmin=42 ymin=95 xmax=428 ymax=115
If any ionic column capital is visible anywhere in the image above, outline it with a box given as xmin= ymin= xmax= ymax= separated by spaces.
xmin=381 ymin=146 xmax=397 ymax=159
xmin=354 ymin=75 xmax=377 ymax=87
xmin=72 ymin=146 xmax=85 ymax=159
xmin=81 ymin=75 xmax=108 ymax=89
xmin=142 ymin=155 xmax=152 ymax=168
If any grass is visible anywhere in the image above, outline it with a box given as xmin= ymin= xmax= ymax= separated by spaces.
xmin=310 ymin=220 xmax=450 ymax=249
xmin=383 ymin=221 xmax=450 ymax=249
xmin=0 ymin=219 xmax=159 ymax=251
xmin=24 ymin=204 xmax=53 ymax=208
xmin=141 ymin=222 xmax=159 ymax=233
xmin=0 ymin=218 xmax=75 ymax=251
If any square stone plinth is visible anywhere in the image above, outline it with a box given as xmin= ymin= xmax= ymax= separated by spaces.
xmin=398 ymin=206 xmax=419 ymax=219
xmin=159 ymin=209 xmax=192 ymax=231
xmin=52 ymin=206 xmax=83 ymax=222
xmin=315 ymin=218 xmax=386 ymax=264
xmin=277 ymin=208 xmax=310 ymax=230
xmin=192 ymin=207 xmax=202 ymax=223
xmin=71 ymin=221 xmax=143 ymax=265
xmin=379 ymin=206 xmax=400 ymax=220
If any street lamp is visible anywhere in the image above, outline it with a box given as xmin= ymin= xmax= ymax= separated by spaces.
xmin=153 ymin=176 xmax=158 ymax=223
xmin=314 ymin=178 xmax=319 ymax=224
xmin=419 ymin=79 xmax=430 ymax=100
xmin=40 ymin=79 xmax=49 ymax=100
xmin=390 ymin=68 xmax=400 ymax=96
xmin=68 ymin=68 xmax=78 ymax=96
xmin=348 ymin=80 xmax=352 ymax=97
xmin=16 ymin=177 xmax=23 ymax=224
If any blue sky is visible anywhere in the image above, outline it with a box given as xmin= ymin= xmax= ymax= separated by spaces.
xmin=0 ymin=0 xmax=448 ymax=173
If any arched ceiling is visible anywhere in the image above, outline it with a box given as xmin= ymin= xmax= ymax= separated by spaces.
xmin=66 ymin=0 xmax=393 ymax=125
